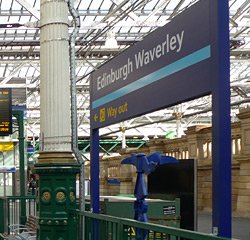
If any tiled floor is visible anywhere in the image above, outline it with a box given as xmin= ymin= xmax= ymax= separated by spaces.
xmin=198 ymin=212 xmax=250 ymax=240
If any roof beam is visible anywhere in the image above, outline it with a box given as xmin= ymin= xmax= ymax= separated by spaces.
xmin=15 ymin=0 xmax=40 ymax=20
xmin=232 ymin=0 xmax=250 ymax=21
xmin=111 ymin=0 xmax=139 ymax=22
xmin=0 ymin=83 xmax=35 ymax=88
xmin=0 ymin=62 xmax=27 ymax=84
xmin=136 ymin=0 xmax=170 ymax=27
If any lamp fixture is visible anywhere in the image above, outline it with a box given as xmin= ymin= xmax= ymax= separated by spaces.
xmin=105 ymin=31 xmax=118 ymax=48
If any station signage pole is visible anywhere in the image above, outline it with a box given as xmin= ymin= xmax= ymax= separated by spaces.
xmin=90 ymin=0 xmax=232 ymax=237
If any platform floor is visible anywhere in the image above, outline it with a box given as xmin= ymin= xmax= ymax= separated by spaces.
xmin=198 ymin=212 xmax=250 ymax=240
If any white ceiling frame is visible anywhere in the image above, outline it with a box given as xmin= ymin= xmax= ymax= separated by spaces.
xmin=111 ymin=0 xmax=140 ymax=22
xmin=0 ymin=0 xmax=248 ymax=140
xmin=15 ymin=0 xmax=40 ymax=20
xmin=0 ymin=83 xmax=35 ymax=88
xmin=1 ymin=62 xmax=27 ymax=84
xmin=110 ymin=0 xmax=170 ymax=28
xmin=135 ymin=0 xmax=171 ymax=27
xmin=231 ymin=0 xmax=250 ymax=21
xmin=80 ymin=20 xmax=167 ymax=29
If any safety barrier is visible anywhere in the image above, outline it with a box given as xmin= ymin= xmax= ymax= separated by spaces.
xmin=1 ymin=202 xmax=230 ymax=239
xmin=76 ymin=210 xmax=229 ymax=240
xmin=0 ymin=196 xmax=36 ymax=236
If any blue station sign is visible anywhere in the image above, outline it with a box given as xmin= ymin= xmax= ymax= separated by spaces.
xmin=90 ymin=0 xmax=213 ymax=129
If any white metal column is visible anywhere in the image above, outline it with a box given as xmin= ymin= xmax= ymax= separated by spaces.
xmin=40 ymin=0 xmax=71 ymax=152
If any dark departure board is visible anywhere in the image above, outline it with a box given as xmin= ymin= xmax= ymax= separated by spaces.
xmin=0 ymin=89 xmax=12 ymax=136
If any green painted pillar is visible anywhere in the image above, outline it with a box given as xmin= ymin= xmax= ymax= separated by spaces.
xmin=0 ymin=197 xmax=7 ymax=237
xmin=13 ymin=110 xmax=26 ymax=225
xmin=35 ymin=153 xmax=80 ymax=240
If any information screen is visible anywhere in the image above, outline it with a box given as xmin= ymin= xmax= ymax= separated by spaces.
xmin=0 ymin=89 xmax=12 ymax=136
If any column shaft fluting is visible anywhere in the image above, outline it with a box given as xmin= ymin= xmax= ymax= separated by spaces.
xmin=40 ymin=0 xmax=71 ymax=152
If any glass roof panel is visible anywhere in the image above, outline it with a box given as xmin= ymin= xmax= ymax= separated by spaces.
xmin=11 ymin=1 xmax=22 ymax=10
xmin=230 ymin=0 xmax=249 ymax=10
xmin=1 ymin=1 xmax=12 ymax=10
xmin=0 ymin=0 xmax=249 ymax=139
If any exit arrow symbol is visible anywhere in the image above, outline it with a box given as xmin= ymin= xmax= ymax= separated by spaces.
xmin=94 ymin=114 xmax=98 ymax=122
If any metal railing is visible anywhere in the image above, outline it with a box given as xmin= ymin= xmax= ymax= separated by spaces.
xmin=76 ymin=210 xmax=229 ymax=240
xmin=1 ymin=198 xmax=230 ymax=240
xmin=6 ymin=196 xmax=37 ymax=233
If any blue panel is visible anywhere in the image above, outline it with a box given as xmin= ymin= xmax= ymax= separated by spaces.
xmin=90 ymin=0 xmax=211 ymax=129
xmin=210 ymin=0 xmax=232 ymax=238
xmin=107 ymin=178 xmax=120 ymax=185
xmin=89 ymin=1 xmax=232 ymax=238
xmin=0 ymin=167 xmax=16 ymax=173
xmin=92 ymin=45 xmax=211 ymax=109
xmin=90 ymin=129 xmax=100 ymax=213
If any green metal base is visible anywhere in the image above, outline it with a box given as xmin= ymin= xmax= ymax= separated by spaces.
xmin=35 ymin=152 xmax=80 ymax=240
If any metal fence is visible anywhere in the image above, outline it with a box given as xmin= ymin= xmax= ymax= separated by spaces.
xmin=76 ymin=210 xmax=229 ymax=240
xmin=6 ymin=196 xmax=37 ymax=233
xmin=1 ymin=198 xmax=230 ymax=240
